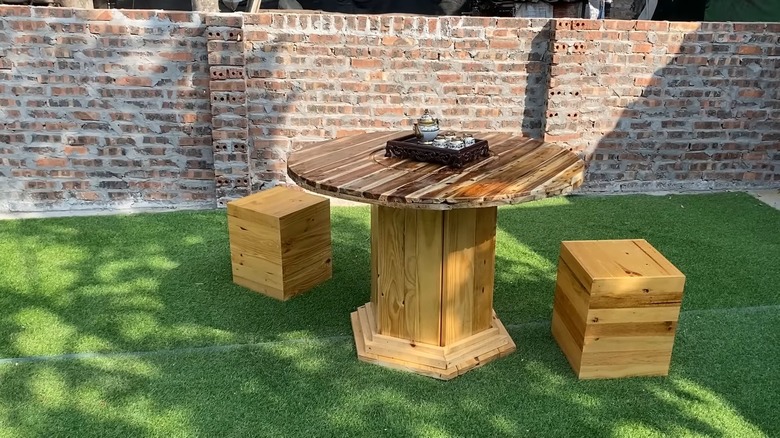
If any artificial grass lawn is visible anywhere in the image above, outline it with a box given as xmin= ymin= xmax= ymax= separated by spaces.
xmin=1 ymin=192 xmax=778 ymax=437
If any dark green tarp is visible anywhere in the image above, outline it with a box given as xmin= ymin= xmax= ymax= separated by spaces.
xmin=704 ymin=0 xmax=780 ymax=21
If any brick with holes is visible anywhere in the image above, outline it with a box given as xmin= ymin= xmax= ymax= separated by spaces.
xmin=227 ymin=186 xmax=332 ymax=300
xmin=551 ymin=239 xmax=686 ymax=379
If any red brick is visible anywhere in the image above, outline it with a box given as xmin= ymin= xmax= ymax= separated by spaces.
xmin=160 ymin=52 xmax=194 ymax=62
xmin=73 ymin=111 xmax=101 ymax=121
xmin=350 ymin=58 xmax=382 ymax=69
xmin=603 ymin=20 xmax=636 ymax=31
xmin=669 ymin=22 xmax=701 ymax=32
xmin=738 ymin=89 xmax=765 ymax=98
xmin=737 ymin=46 xmax=763 ymax=55
xmin=490 ymin=38 xmax=520 ymax=50
xmin=555 ymin=19 xmax=572 ymax=30
xmin=635 ymin=21 xmax=670 ymax=31
xmin=571 ymin=20 xmax=601 ymax=31
xmin=244 ymin=13 xmax=273 ymax=25
xmin=0 ymin=5 xmax=32 ymax=16
xmin=88 ymin=24 xmax=128 ymax=34
xmin=634 ymin=76 xmax=660 ymax=87
xmin=114 ymin=77 xmax=153 ymax=87
xmin=734 ymin=23 xmax=766 ymax=32
xmin=36 ymin=158 xmax=68 ymax=167
xmin=633 ymin=43 xmax=654 ymax=53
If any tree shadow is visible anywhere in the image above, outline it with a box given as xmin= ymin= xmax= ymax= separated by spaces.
xmin=1 ymin=301 xmax=775 ymax=436
xmin=0 ymin=7 xmax=213 ymax=213
xmin=580 ymin=21 xmax=779 ymax=192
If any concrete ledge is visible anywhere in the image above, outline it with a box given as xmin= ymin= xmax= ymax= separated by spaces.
xmin=751 ymin=189 xmax=780 ymax=210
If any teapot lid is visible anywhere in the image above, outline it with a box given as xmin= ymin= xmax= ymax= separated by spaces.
xmin=418 ymin=109 xmax=436 ymax=125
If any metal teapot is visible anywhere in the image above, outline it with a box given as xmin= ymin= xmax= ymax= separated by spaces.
xmin=413 ymin=109 xmax=440 ymax=144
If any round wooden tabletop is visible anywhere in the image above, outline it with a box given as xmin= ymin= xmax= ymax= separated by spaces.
xmin=287 ymin=131 xmax=585 ymax=210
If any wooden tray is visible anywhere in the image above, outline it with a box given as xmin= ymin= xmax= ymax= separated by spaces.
xmin=385 ymin=134 xmax=490 ymax=168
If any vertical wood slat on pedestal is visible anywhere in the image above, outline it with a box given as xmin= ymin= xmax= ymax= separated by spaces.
xmin=370 ymin=205 xmax=379 ymax=324
xmin=404 ymin=210 xmax=418 ymax=342
xmin=411 ymin=209 xmax=443 ymax=345
xmin=441 ymin=208 xmax=477 ymax=345
xmin=375 ymin=205 xmax=407 ymax=339
xmin=473 ymin=207 xmax=497 ymax=333
xmin=372 ymin=206 xmax=444 ymax=345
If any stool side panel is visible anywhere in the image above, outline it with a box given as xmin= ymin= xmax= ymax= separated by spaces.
xmin=553 ymin=284 xmax=587 ymax=341
xmin=279 ymin=201 xmax=331 ymax=261
xmin=586 ymin=306 xmax=681 ymax=325
xmin=578 ymin=361 xmax=672 ymax=379
xmin=282 ymin=262 xmax=332 ymax=300
xmin=551 ymin=307 xmax=583 ymax=373
xmin=230 ymin=249 xmax=284 ymax=289
xmin=279 ymin=198 xmax=332 ymax=300
xmin=228 ymin=215 xmax=282 ymax=262
xmin=589 ymin=291 xmax=684 ymax=310
xmin=582 ymin=335 xmax=676 ymax=353
xmin=584 ymin=320 xmax=678 ymax=338
xmin=556 ymin=258 xmax=591 ymax=319
xmin=233 ymin=275 xmax=286 ymax=301
xmin=591 ymin=276 xmax=686 ymax=296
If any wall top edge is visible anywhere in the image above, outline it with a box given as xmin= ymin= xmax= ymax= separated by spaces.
xmin=2 ymin=5 xmax=779 ymax=30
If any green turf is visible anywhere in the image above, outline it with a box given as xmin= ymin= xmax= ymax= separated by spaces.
xmin=1 ymin=192 xmax=778 ymax=437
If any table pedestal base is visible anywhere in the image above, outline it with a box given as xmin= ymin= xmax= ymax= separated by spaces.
xmin=351 ymin=302 xmax=516 ymax=380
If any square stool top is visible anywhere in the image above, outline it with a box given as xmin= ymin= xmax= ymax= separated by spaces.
xmin=227 ymin=186 xmax=327 ymax=223
xmin=560 ymin=239 xmax=685 ymax=294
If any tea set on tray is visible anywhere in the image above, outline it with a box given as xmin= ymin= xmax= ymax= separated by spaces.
xmin=412 ymin=110 xmax=475 ymax=150
xmin=384 ymin=109 xmax=490 ymax=169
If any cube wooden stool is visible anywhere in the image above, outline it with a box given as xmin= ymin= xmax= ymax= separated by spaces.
xmin=551 ymin=239 xmax=686 ymax=379
xmin=227 ymin=186 xmax=332 ymax=301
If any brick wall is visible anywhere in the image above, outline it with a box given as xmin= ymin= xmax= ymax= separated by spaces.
xmin=0 ymin=6 xmax=212 ymax=212
xmin=241 ymin=13 xmax=553 ymax=189
xmin=1 ymin=7 xmax=778 ymax=213
xmin=547 ymin=20 xmax=780 ymax=191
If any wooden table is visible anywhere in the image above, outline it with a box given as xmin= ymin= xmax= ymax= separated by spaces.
xmin=287 ymin=131 xmax=585 ymax=379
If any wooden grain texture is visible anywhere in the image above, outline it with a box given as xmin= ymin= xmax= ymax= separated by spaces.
xmin=473 ymin=207 xmax=497 ymax=333
xmin=551 ymin=239 xmax=686 ymax=379
xmin=287 ymin=131 xmax=585 ymax=210
xmin=351 ymin=304 xmax=515 ymax=381
xmin=374 ymin=205 xmax=407 ymax=337
xmin=442 ymin=208 xmax=477 ymax=345
xmin=411 ymin=209 xmax=443 ymax=345
xmin=369 ymin=205 xmax=498 ymax=348
xmin=227 ymin=187 xmax=331 ymax=301
xmin=370 ymin=205 xmax=379 ymax=311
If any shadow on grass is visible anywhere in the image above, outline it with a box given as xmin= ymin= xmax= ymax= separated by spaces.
xmin=0 ymin=207 xmax=373 ymax=360
xmin=1 ymin=193 xmax=779 ymax=436
xmin=0 ymin=308 xmax=775 ymax=436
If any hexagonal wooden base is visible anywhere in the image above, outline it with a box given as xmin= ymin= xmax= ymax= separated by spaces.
xmin=351 ymin=303 xmax=516 ymax=380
